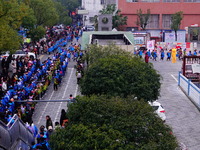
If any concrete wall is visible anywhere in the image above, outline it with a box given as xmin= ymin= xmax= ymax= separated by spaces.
xmin=82 ymin=0 xmax=104 ymax=26
xmin=98 ymin=14 xmax=113 ymax=31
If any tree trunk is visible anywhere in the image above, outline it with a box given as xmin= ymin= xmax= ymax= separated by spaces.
xmin=175 ymin=30 xmax=177 ymax=41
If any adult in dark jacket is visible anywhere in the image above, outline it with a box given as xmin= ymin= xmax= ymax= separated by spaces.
xmin=60 ymin=109 xmax=68 ymax=127
xmin=46 ymin=115 xmax=53 ymax=130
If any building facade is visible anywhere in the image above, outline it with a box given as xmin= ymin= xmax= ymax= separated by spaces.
xmin=118 ymin=0 xmax=200 ymax=43
xmin=81 ymin=0 xmax=117 ymax=26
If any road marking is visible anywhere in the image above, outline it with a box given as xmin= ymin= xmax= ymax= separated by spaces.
xmin=39 ymin=55 xmax=44 ymax=59
xmin=37 ymin=90 xmax=55 ymax=126
xmin=171 ymin=74 xmax=178 ymax=82
xmin=74 ymin=84 xmax=79 ymax=97
xmin=54 ymin=68 xmax=74 ymax=123
xmin=62 ymin=68 xmax=74 ymax=99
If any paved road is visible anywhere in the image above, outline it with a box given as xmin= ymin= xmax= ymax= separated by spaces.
xmin=150 ymin=58 xmax=200 ymax=150
xmin=32 ymin=39 xmax=81 ymax=128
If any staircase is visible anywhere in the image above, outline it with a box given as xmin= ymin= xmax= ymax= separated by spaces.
xmin=0 ymin=114 xmax=35 ymax=150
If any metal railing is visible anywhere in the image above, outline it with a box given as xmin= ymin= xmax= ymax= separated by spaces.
xmin=178 ymin=72 xmax=200 ymax=108
xmin=0 ymin=114 xmax=35 ymax=150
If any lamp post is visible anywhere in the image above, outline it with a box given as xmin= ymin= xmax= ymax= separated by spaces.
xmin=84 ymin=16 xmax=87 ymax=26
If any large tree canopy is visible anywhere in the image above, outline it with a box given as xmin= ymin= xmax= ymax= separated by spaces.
xmin=55 ymin=0 xmax=81 ymax=12
xmin=81 ymin=45 xmax=161 ymax=101
xmin=0 ymin=0 xmax=64 ymax=53
xmin=171 ymin=11 xmax=183 ymax=41
xmin=0 ymin=0 xmax=31 ymax=52
xmin=53 ymin=1 xmax=72 ymax=25
xmin=30 ymin=0 xmax=59 ymax=27
xmin=50 ymin=96 xmax=178 ymax=150
xmin=136 ymin=9 xmax=151 ymax=30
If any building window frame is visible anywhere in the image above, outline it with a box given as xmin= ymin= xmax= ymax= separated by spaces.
xmin=126 ymin=0 xmax=139 ymax=2
xmin=141 ymin=0 xmax=160 ymax=2
xmin=163 ymin=0 xmax=180 ymax=2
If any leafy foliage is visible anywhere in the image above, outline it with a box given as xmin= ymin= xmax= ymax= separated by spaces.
xmin=29 ymin=25 xmax=46 ymax=43
xmin=54 ymin=1 xmax=72 ymax=25
xmin=112 ymin=10 xmax=127 ymax=29
xmin=0 ymin=0 xmax=30 ymax=52
xmin=55 ymin=0 xmax=81 ymax=12
xmin=84 ymin=44 xmax=131 ymax=66
xmin=171 ymin=11 xmax=183 ymax=41
xmin=50 ymin=96 xmax=178 ymax=150
xmin=21 ymin=8 xmax=37 ymax=29
xmin=81 ymin=45 xmax=161 ymax=101
xmin=136 ymin=9 xmax=151 ymax=30
xmin=30 ymin=0 xmax=59 ymax=26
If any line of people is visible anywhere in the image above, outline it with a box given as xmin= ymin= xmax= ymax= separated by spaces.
xmin=136 ymin=48 xmax=200 ymax=63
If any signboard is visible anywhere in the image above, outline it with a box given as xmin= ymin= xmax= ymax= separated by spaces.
xmin=164 ymin=30 xmax=186 ymax=43
xmin=134 ymin=37 xmax=144 ymax=45
xmin=147 ymin=40 xmax=154 ymax=50
xmin=78 ymin=10 xmax=89 ymax=15
xmin=192 ymin=63 xmax=200 ymax=73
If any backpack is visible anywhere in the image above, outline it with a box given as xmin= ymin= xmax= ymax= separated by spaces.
xmin=77 ymin=72 xmax=82 ymax=78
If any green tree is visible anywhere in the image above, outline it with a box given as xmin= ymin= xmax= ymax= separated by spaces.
xmin=136 ymin=9 xmax=151 ymax=30
xmin=81 ymin=45 xmax=161 ymax=101
xmin=54 ymin=1 xmax=72 ymax=25
xmin=29 ymin=25 xmax=45 ymax=43
xmin=171 ymin=11 xmax=183 ymax=41
xmin=55 ymin=0 xmax=81 ymax=12
xmin=30 ymin=0 xmax=59 ymax=26
xmin=99 ymin=4 xmax=116 ymax=14
xmin=84 ymin=44 xmax=131 ymax=67
xmin=50 ymin=96 xmax=178 ymax=149
xmin=21 ymin=8 xmax=37 ymax=29
xmin=112 ymin=10 xmax=127 ymax=29
xmin=50 ymin=124 xmax=127 ymax=150
xmin=0 ymin=24 xmax=22 ymax=52
xmin=0 ymin=0 xmax=30 ymax=52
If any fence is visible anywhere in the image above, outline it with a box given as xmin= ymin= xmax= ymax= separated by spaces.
xmin=178 ymin=72 xmax=200 ymax=108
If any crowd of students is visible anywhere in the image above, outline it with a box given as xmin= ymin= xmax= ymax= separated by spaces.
xmin=135 ymin=48 xmax=200 ymax=63
xmin=0 ymin=23 xmax=83 ymax=124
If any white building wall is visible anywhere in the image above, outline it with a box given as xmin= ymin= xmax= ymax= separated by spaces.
xmin=82 ymin=0 xmax=104 ymax=26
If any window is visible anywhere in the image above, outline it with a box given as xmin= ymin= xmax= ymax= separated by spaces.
xmin=162 ymin=14 xmax=172 ymax=29
xmin=163 ymin=0 xmax=180 ymax=2
xmin=89 ymin=17 xmax=94 ymax=23
xmin=184 ymin=0 xmax=200 ymax=2
xmin=141 ymin=0 xmax=160 ymax=2
xmin=101 ymin=0 xmax=105 ymax=4
xmin=126 ymin=0 xmax=138 ymax=2
xmin=146 ymin=15 xmax=159 ymax=29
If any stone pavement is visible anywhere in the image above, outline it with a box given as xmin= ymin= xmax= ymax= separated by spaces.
xmin=32 ymin=39 xmax=81 ymax=128
xmin=150 ymin=58 xmax=200 ymax=150
xmin=32 ymin=60 xmax=80 ymax=128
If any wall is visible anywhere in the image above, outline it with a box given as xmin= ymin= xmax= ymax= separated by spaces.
xmin=119 ymin=0 xmax=200 ymax=30
xmin=82 ymin=0 xmax=104 ymax=26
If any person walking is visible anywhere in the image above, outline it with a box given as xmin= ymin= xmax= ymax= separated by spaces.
xmin=153 ymin=50 xmax=157 ymax=61
xmin=60 ymin=109 xmax=68 ymax=127
xmin=53 ymin=77 xmax=58 ymax=91
xmin=145 ymin=52 xmax=149 ymax=63
xmin=76 ymin=70 xmax=82 ymax=84
xmin=160 ymin=50 xmax=165 ymax=60
xmin=167 ymin=51 xmax=171 ymax=61
xmin=46 ymin=115 xmax=53 ymax=130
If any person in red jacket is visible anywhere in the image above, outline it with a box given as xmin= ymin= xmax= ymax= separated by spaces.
xmin=145 ymin=52 xmax=149 ymax=63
